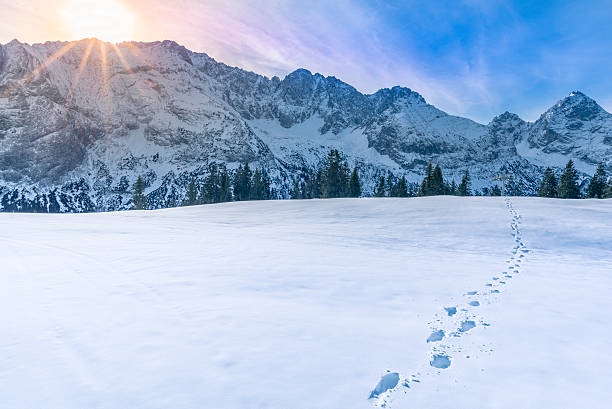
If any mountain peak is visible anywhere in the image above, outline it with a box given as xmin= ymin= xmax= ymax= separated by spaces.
xmin=372 ymin=86 xmax=426 ymax=106
xmin=491 ymin=111 xmax=524 ymax=123
xmin=287 ymin=68 xmax=312 ymax=77
xmin=563 ymin=90 xmax=594 ymax=103
xmin=547 ymin=90 xmax=604 ymax=121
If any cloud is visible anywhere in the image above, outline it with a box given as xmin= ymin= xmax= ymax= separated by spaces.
xmin=2 ymin=0 xmax=611 ymax=123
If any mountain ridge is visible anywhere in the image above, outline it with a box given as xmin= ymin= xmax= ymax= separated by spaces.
xmin=0 ymin=38 xmax=610 ymax=212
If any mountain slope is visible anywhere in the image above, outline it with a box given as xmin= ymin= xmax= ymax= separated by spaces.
xmin=0 ymin=39 xmax=610 ymax=211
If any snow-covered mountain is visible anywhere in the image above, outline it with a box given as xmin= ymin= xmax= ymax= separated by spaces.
xmin=0 ymin=39 xmax=610 ymax=211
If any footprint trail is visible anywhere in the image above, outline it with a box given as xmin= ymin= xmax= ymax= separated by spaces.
xmin=369 ymin=198 xmax=530 ymax=407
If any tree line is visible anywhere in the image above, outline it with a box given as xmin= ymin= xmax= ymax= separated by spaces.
xmin=131 ymin=151 xmax=611 ymax=209
xmin=538 ymin=160 xmax=612 ymax=199
xmin=290 ymin=149 xmax=362 ymax=199
xmin=132 ymin=162 xmax=273 ymax=210
xmin=290 ymin=152 xmax=473 ymax=200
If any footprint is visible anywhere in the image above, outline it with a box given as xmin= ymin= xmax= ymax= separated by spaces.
xmin=467 ymin=291 xmax=478 ymax=295
xmin=459 ymin=320 xmax=476 ymax=332
xmin=444 ymin=307 xmax=457 ymax=316
xmin=427 ymin=330 xmax=445 ymax=343
xmin=369 ymin=372 xmax=400 ymax=399
xmin=430 ymin=354 xmax=451 ymax=369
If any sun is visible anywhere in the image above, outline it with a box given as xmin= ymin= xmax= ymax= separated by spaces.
xmin=62 ymin=0 xmax=135 ymax=43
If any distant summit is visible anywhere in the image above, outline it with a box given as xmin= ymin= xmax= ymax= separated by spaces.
xmin=0 ymin=39 xmax=610 ymax=211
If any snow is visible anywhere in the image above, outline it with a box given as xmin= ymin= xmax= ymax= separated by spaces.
xmin=1 ymin=197 xmax=611 ymax=409
xmin=248 ymin=116 xmax=400 ymax=169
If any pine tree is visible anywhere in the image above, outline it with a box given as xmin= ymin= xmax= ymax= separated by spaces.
xmin=395 ymin=176 xmax=408 ymax=197
xmin=385 ymin=171 xmax=395 ymax=197
xmin=233 ymin=165 xmax=244 ymax=201
xmin=313 ymin=169 xmax=323 ymax=198
xmin=450 ymin=180 xmax=457 ymax=195
xmin=491 ymin=185 xmax=502 ymax=196
xmin=374 ymin=176 xmax=386 ymax=197
xmin=586 ymin=163 xmax=607 ymax=198
xmin=557 ymin=160 xmax=580 ymax=199
xmin=348 ymin=167 xmax=362 ymax=198
xmin=291 ymin=179 xmax=302 ymax=199
xmin=47 ymin=189 xmax=61 ymax=213
xmin=200 ymin=164 xmax=219 ymax=204
xmin=250 ymin=168 xmax=268 ymax=200
xmin=538 ymin=167 xmax=558 ymax=198
xmin=241 ymin=162 xmax=253 ymax=200
xmin=321 ymin=150 xmax=349 ymax=198
xmin=233 ymin=163 xmax=253 ymax=201
xmin=167 ymin=186 xmax=178 ymax=208
xmin=182 ymin=177 xmax=199 ymax=206
xmin=418 ymin=178 xmax=427 ymax=197
xmin=132 ymin=176 xmax=147 ymax=210
xmin=457 ymin=170 xmax=471 ymax=196
xmin=219 ymin=165 xmax=232 ymax=202
xmin=306 ymin=169 xmax=322 ymax=199
xmin=419 ymin=163 xmax=434 ymax=196
xmin=430 ymin=164 xmax=444 ymax=195
xmin=261 ymin=168 xmax=272 ymax=200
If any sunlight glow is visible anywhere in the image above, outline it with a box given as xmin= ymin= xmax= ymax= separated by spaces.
xmin=63 ymin=0 xmax=135 ymax=43
xmin=0 ymin=42 xmax=77 ymax=98
xmin=67 ymin=39 xmax=96 ymax=104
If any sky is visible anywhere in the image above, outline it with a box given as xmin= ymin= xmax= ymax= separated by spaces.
xmin=1 ymin=0 xmax=611 ymax=123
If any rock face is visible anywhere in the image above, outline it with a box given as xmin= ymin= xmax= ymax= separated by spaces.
xmin=0 ymin=39 xmax=610 ymax=211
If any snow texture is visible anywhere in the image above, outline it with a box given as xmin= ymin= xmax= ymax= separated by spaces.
xmin=1 ymin=197 xmax=611 ymax=409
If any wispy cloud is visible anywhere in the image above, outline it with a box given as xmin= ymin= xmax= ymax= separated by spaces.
xmin=2 ymin=0 xmax=611 ymax=123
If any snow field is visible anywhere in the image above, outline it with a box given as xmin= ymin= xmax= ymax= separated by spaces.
xmin=1 ymin=197 xmax=611 ymax=409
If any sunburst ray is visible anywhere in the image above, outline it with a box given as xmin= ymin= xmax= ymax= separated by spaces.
xmin=110 ymin=43 xmax=133 ymax=74
xmin=124 ymin=42 xmax=152 ymax=69
xmin=65 ymin=39 xmax=96 ymax=105
xmin=0 ymin=41 xmax=77 ymax=98
xmin=98 ymin=41 xmax=112 ymax=119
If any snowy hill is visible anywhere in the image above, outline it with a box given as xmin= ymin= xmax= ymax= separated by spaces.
xmin=1 ymin=197 xmax=611 ymax=408
xmin=0 ymin=39 xmax=611 ymax=211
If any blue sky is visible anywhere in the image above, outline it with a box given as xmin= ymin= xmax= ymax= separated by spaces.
xmin=2 ymin=0 xmax=611 ymax=123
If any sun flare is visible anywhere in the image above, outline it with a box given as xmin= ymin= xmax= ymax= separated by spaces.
xmin=62 ymin=0 xmax=134 ymax=43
